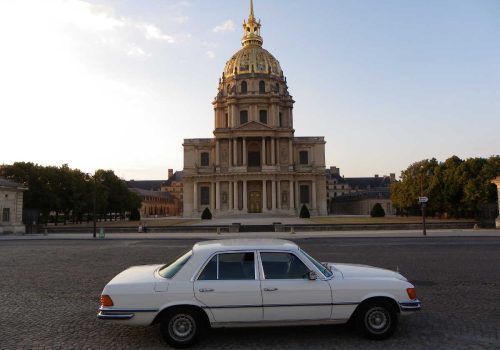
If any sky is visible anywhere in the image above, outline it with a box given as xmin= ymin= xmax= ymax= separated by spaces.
xmin=0 ymin=0 xmax=499 ymax=180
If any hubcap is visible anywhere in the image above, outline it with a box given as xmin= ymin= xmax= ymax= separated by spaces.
xmin=365 ymin=307 xmax=390 ymax=333
xmin=169 ymin=314 xmax=195 ymax=341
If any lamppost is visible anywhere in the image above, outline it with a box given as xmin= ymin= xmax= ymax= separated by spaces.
xmin=86 ymin=173 xmax=101 ymax=238
xmin=418 ymin=166 xmax=431 ymax=236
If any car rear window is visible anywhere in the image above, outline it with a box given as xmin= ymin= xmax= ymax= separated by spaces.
xmin=158 ymin=250 xmax=192 ymax=279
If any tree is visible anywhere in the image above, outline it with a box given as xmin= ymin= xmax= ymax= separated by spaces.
xmin=370 ymin=203 xmax=385 ymax=217
xmin=201 ymin=207 xmax=212 ymax=220
xmin=299 ymin=204 xmax=310 ymax=218
xmin=129 ymin=207 xmax=141 ymax=221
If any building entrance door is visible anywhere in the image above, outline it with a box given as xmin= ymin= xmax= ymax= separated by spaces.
xmin=248 ymin=191 xmax=262 ymax=213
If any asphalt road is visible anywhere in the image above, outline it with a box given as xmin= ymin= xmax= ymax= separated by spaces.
xmin=0 ymin=237 xmax=499 ymax=349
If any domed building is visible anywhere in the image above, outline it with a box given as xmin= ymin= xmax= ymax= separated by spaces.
xmin=182 ymin=1 xmax=327 ymax=217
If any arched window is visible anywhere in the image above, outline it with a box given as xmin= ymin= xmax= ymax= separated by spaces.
xmin=240 ymin=110 xmax=248 ymax=124
xmin=225 ymin=113 xmax=229 ymax=128
xmin=275 ymin=83 xmax=280 ymax=93
xmin=241 ymin=81 xmax=247 ymax=94
xmin=279 ymin=112 xmax=283 ymax=127
xmin=259 ymin=110 xmax=268 ymax=124
xmin=259 ymin=81 xmax=265 ymax=94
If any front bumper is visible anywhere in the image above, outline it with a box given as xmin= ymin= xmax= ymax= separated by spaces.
xmin=399 ymin=299 xmax=422 ymax=312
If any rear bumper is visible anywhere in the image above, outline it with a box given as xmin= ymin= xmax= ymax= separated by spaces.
xmin=399 ymin=299 xmax=421 ymax=312
xmin=97 ymin=307 xmax=158 ymax=321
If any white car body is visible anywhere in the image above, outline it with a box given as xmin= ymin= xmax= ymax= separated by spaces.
xmin=98 ymin=239 xmax=420 ymax=345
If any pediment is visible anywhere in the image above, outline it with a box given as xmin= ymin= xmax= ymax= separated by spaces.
xmin=236 ymin=121 xmax=273 ymax=131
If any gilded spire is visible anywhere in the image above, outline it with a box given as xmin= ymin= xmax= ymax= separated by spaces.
xmin=242 ymin=0 xmax=263 ymax=47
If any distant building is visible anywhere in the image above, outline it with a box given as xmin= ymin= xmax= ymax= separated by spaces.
xmin=326 ymin=167 xmax=396 ymax=215
xmin=0 ymin=177 xmax=26 ymax=233
xmin=160 ymin=169 xmax=184 ymax=202
xmin=130 ymin=188 xmax=181 ymax=217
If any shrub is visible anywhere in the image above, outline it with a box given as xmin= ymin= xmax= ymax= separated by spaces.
xmin=371 ymin=203 xmax=386 ymax=217
xmin=201 ymin=207 xmax=212 ymax=220
xmin=129 ymin=208 xmax=141 ymax=221
xmin=299 ymin=204 xmax=310 ymax=218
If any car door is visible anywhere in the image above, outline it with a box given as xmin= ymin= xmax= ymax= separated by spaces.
xmin=194 ymin=251 xmax=263 ymax=323
xmin=259 ymin=251 xmax=332 ymax=321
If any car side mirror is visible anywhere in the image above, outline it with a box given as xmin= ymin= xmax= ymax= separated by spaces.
xmin=308 ymin=271 xmax=318 ymax=280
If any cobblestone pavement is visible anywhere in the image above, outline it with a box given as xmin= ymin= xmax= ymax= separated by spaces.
xmin=0 ymin=237 xmax=499 ymax=350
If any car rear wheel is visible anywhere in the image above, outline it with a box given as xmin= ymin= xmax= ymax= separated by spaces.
xmin=356 ymin=300 xmax=398 ymax=340
xmin=160 ymin=308 xmax=205 ymax=348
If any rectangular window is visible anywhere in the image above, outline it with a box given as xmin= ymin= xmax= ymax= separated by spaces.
xmin=260 ymin=252 xmax=309 ymax=280
xmin=2 ymin=208 xmax=10 ymax=222
xmin=300 ymin=185 xmax=310 ymax=204
xmin=240 ymin=110 xmax=248 ymax=124
xmin=200 ymin=152 xmax=209 ymax=167
xmin=259 ymin=110 xmax=267 ymax=124
xmin=299 ymin=150 xmax=309 ymax=165
xmin=198 ymin=252 xmax=255 ymax=280
xmin=200 ymin=186 xmax=210 ymax=205
xmin=279 ymin=112 xmax=283 ymax=127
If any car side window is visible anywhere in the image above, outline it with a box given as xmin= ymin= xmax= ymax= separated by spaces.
xmin=198 ymin=252 xmax=255 ymax=280
xmin=261 ymin=252 xmax=310 ymax=279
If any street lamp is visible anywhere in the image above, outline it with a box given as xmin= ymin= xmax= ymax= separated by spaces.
xmin=86 ymin=173 xmax=102 ymax=238
xmin=418 ymin=166 xmax=431 ymax=236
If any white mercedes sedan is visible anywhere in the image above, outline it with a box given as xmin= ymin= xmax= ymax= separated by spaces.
xmin=98 ymin=239 xmax=421 ymax=348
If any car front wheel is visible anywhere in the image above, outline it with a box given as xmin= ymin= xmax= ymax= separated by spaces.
xmin=356 ymin=300 xmax=398 ymax=340
xmin=160 ymin=308 xmax=205 ymax=348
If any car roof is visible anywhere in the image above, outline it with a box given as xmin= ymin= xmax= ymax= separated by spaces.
xmin=192 ymin=239 xmax=299 ymax=255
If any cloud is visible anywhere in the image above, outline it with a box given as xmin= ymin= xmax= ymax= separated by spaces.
xmin=141 ymin=24 xmax=176 ymax=43
xmin=206 ymin=51 xmax=216 ymax=59
xmin=213 ymin=20 xmax=235 ymax=33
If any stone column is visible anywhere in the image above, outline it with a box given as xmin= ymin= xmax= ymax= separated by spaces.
xmin=271 ymin=180 xmax=276 ymax=211
xmin=289 ymin=139 xmax=293 ymax=165
xmin=311 ymin=179 xmax=317 ymax=210
xmin=491 ymin=177 xmax=500 ymax=228
xmin=215 ymin=140 xmax=220 ymax=166
xmin=233 ymin=138 xmax=238 ymax=166
xmin=277 ymin=180 xmax=281 ymax=210
xmin=289 ymin=180 xmax=294 ymax=210
xmin=229 ymin=139 xmax=232 ymax=167
xmin=243 ymin=180 xmax=248 ymax=212
xmin=295 ymin=181 xmax=300 ymax=209
xmin=262 ymin=137 xmax=266 ymax=165
xmin=193 ymin=183 xmax=198 ymax=211
xmin=233 ymin=181 xmax=239 ymax=211
xmin=210 ymin=182 xmax=215 ymax=210
xmin=276 ymin=138 xmax=280 ymax=165
xmin=271 ymin=138 xmax=275 ymax=165
xmin=229 ymin=181 xmax=233 ymax=211
xmin=243 ymin=138 xmax=247 ymax=166
xmin=262 ymin=180 xmax=267 ymax=211
xmin=215 ymin=181 xmax=220 ymax=211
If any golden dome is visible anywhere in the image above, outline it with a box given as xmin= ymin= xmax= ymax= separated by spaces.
xmin=222 ymin=0 xmax=283 ymax=79
xmin=223 ymin=46 xmax=283 ymax=79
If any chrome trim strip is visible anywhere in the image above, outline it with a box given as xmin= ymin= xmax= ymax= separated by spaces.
xmin=201 ymin=302 xmax=359 ymax=309
xmin=211 ymin=318 xmax=350 ymax=328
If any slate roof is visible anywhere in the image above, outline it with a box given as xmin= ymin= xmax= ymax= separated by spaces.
xmin=130 ymin=188 xmax=176 ymax=201
xmin=0 ymin=177 xmax=25 ymax=189
xmin=126 ymin=180 xmax=166 ymax=191
xmin=163 ymin=171 xmax=184 ymax=186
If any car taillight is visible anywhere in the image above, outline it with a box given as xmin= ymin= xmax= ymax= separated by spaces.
xmin=407 ymin=288 xmax=417 ymax=300
xmin=100 ymin=295 xmax=114 ymax=307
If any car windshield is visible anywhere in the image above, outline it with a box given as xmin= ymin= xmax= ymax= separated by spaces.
xmin=158 ymin=250 xmax=192 ymax=279
xmin=300 ymin=249 xmax=333 ymax=278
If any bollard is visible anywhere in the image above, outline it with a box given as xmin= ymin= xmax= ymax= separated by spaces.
xmin=217 ymin=227 xmax=221 ymax=235
xmin=290 ymin=226 xmax=295 ymax=234
xmin=99 ymin=227 xmax=105 ymax=239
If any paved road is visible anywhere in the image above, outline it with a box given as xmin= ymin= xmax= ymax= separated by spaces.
xmin=0 ymin=237 xmax=499 ymax=349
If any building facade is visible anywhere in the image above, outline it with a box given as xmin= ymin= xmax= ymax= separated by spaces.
xmin=160 ymin=169 xmax=184 ymax=203
xmin=130 ymin=188 xmax=181 ymax=217
xmin=326 ymin=167 xmax=396 ymax=215
xmin=182 ymin=2 xmax=327 ymax=218
xmin=0 ymin=177 xmax=26 ymax=233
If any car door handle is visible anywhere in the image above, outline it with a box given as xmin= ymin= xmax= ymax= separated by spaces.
xmin=199 ymin=288 xmax=214 ymax=293
xmin=263 ymin=288 xmax=278 ymax=292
